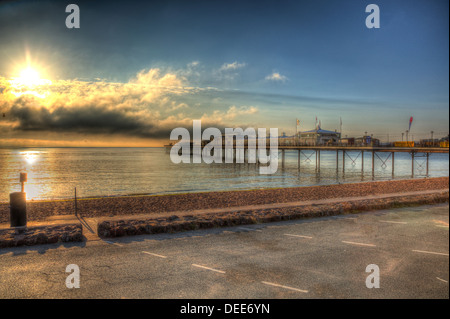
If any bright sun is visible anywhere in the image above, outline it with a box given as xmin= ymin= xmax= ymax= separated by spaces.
xmin=18 ymin=67 xmax=41 ymax=86
xmin=10 ymin=66 xmax=52 ymax=98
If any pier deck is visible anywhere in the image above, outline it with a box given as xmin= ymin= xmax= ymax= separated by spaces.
xmin=165 ymin=143 xmax=448 ymax=177
xmin=278 ymin=146 xmax=449 ymax=153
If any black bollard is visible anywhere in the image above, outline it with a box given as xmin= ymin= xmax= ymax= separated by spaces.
xmin=10 ymin=192 xmax=27 ymax=227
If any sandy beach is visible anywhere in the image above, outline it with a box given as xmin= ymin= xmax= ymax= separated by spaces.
xmin=0 ymin=177 xmax=448 ymax=224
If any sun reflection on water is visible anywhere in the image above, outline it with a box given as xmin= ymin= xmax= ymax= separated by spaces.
xmin=24 ymin=182 xmax=41 ymax=201
xmin=21 ymin=151 xmax=40 ymax=165
xmin=18 ymin=151 xmax=42 ymax=200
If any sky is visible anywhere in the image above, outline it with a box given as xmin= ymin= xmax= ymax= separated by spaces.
xmin=0 ymin=0 xmax=448 ymax=147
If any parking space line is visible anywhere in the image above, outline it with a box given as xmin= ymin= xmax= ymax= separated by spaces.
xmin=239 ymin=227 xmax=262 ymax=232
xmin=342 ymin=241 xmax=376 ymax=247
xmin=142 ymin=251 xmax=167 ymax=258
xmin=104 ymin=240 xmax=124 ymax=247
xmin=437 ymin=277 xmax=448 ymax=283
xmin=379 ymin=220 xmax=408 ymax=225
xmin=412 ymin=250 xmax=449 ymax=257
xmin=261 ymin=281 xmax=308 ymax=293
xmin=192 ymin=264 xmax=226 ymax=274
xmin=284 ymin=234 xmax=313 ymax=239
xmin=432 ymin=220 xmax=449 ymax=227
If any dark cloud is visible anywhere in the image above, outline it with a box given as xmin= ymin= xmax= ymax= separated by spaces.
xmin=8 ymin=103 xmax=176 ymax=139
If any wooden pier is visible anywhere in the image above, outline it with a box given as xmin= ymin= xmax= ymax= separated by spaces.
xmin=276 ymin=146 xmax=448 ymax=178
xmin=165 ymin=142 xmax=448 ymax=177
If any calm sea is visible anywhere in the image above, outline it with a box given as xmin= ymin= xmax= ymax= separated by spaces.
xmin=0 ymin=147 xmax=448 ymax=202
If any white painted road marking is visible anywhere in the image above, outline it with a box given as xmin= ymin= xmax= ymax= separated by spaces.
xmin=342 ymin=241 xmax=376 ymax=247
xmin=436 ymin=277 xmax=448 ymax=283
xmin=239 ymin=227 xmax=262 ymax=232
xmin=142 ymin=251 xmax=167 ymax=259
xmin=432 ymin=220 xmax=449 ymax=227
xmin=412 ymin=250 xmax=449 ymax=257
xmin=284 ymin=234 xmax=313 ymax=239
xmin=192 ymin=264 xmax=226 ymax=274
xmin=379 ymin=220 xmax=408 ymax=225
xmin=261 ymin=281 xmax=308 ymax=293
xmin=104 ymin=241 xmax=124 ymax=247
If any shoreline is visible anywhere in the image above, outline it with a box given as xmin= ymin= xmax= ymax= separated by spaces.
xmin=1 ymin=176 xmax=448 ymax=204
xmin=0 ymin=176 xmax=448 ymax=224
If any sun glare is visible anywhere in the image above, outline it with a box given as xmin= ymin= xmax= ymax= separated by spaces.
xmin=18 ymin=67 xmax=41 ymax=86
xmin=9 ymin=66 xmax=52 ymax=98
xmin=21 ymin=151 xmax=40 ymax=165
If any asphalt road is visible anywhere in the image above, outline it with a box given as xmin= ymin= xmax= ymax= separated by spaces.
xmin=0 ymin=204 xmax=448 ymax=299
